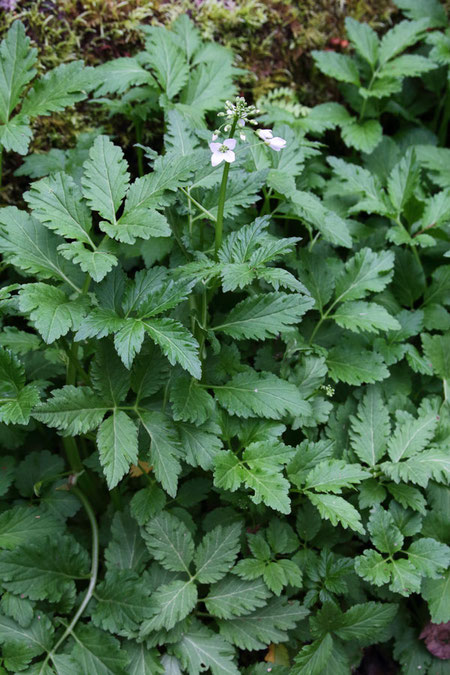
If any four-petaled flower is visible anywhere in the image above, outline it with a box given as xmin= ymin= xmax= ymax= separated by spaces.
xmin=209 ymin=138 xmax=236 ymax=166
xmin=257 ymin=128 xmax=287 ymax=151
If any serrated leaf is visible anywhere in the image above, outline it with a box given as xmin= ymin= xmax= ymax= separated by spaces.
xmin=422 ymin=332 xmax=450 ymax=380
xmin=332 ymin=301 xmax=400 ymax=333
xmin=97 ymin=410 xmax=138 ymax=489
xmin=170 ymin=376 xmax=215 ymax=425
xmin=18 ymin=283 xmax=88 ymax=343
xmin=387 ymin=410 xmax=437 ymax=462
xmin=335 ymin=602 xmax=397 ymax=644
xmin=91 ymin=570 xmax=153 ymax=637
xmin=381 ymin=450 xmax=450 ymax=487
xmin=214 ymin=293 xmax=314 ymax=340
xmin=70 ymin=624 xmax=129 ymax=675
xmin=292 ymin=634 xmax=333 ymax=675
xmin=0 ymin=21 xmax=37 ymax=123
xmin=143 ymin=317 xmax=201 ymax=379
xmin=93 ymin=57 xmax=153 ymax=95
xmin=341 ymin=119 xmax=382 ymax=153
xmin=327 ymin=343 xmax=389 ymax=385
xmin=21 ymin=60 xmax=93 ymax=117
xmin=123 ymin=642 xmax=164 ymax=675
xmin=406 ymin=538 xmax=450 ymax=579
xmin=113 ymin=319 xmax=145 ymax=369
xmin=33 ymin=385 xmax=109 ymax=435
xmin=215 ymin=371 xmax=310 ymax=420
xmin=194 ymin=523 xmax=242 ymax=584
xmin=144 ymin=26 xmax=188 ymax=99
xmin=0 ymin=535 xmax=89 ymax=602
xmin=143 ymin=512 xmax=194 ymax=574
xmin=105 ymin=509 xmax=149 ymax=573
xmin=81 ymin=135 xmax=130 ymax=224
xmin=349 ymin=387 xmax=390 ymax=466
xmin=422 ymin=570 xmax=450 ymax=623
xmin=0 ymin=614 xmax=53 ymax=671
xmin=0 ymin=348 xmax=39 ymax=424
xmin=345 ymin=18 xmax=379 ymax=66
xmin=0 ymin=506 xmax=63 ymax=550
xmin=334 ymin=248 xmax=395 ymax=304
xmin=205 ymin=576 xmax=271 ymax=619
xmin=0 ymin=115 xmax=32 ymax=154
xmin=368 ymin=506 xmax=403 ymax=554
xmin=307 ymin=493 xmax=364 ymax=533
xmin=218 ymin=597 xmax=308 ymax=651
xmin=387 ymin=150 xmax=420 ymax=214
xmin=141 ymin=580 xmax=198 ymax=632
xmin=379 ymin=19 xmax=428 ymax=64
xmin=173 ymin=620 xmax=240 ymax=675
xmin=304 ymin=459 xmax=370 ymax=493
xmin=312 ymin=51 xmax=360 ymax=85
xmin=59 ymin=241 xmax=117 ymax=283
xmin=0 ymin=206 xmax=81 ymax=287
xmin=138 ymin=411 xmax=182 ymax=497
xmin=354 ymin=550 xmax=391 ymax=587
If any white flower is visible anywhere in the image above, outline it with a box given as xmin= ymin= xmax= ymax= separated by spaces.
xmin=211 ymin=133 xmax=219 ymax=141
xmin=238 ymin=119 xmax=246 ymax=127
xmin=209 ymin=138 xmax=236 ymax=166
xmin=257 ymin=128 xmax=287 ymax=151
xmin=239 ymin=132 xmax=246 ymax=141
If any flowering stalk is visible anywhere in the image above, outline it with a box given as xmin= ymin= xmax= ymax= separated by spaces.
xmin=214 ymin=116 xmax=238 ymax=259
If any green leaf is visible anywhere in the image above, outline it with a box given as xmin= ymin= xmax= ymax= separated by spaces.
xmin=141 ymin=579 xmax=198 ymax=632
xmin=144 ymin=26 xmax=188 ymax=99
xmin=194 ymin=523 xmax=242 ymax=584
xmin=0 ymin=614 xmax=53 ymax=672
xmin=215 ymin=371 xmax=310 ymax=420
xmin=406 ymin=538 xmax=450 ymax=579
xmin=387 ymin=150 xmax=420 ymax=214
xmin=341 ymin=119 xmax=383 ymax=153
xmin=170 ymin=376 xmax=215 ymax=425
xmin=143 ymin=512 xmax=194 ymax=574
xmin=387 ymin=409 xmax=438 ymax=462
xmin=0 ymin=21 xmax=37 ymax=123
xmin=307 ymin=493 xmax=364 ymax=533
xmin=0 ymin=592 xmax=34 ymax=629
xmin=355 ymin=550 xmax=391 ymax=587
xmin=91 ymin=570 xmax=153 ymax=637
xmin=173 ymin=620 xmax=240 ymax=675
xmin=334 ymin=602 xmax=397 ymax=644
xmin=33 ymin=385 xmax=109 ymax=435
xmin=385 ymin=483 xmax=426 ymax=514
xmin=138 ymin=411 xmax=182 ymax=497
xmin=332 ymin=301 xmax=400 ymax=334
xmin=105 ymin=509 xmax=149 ymax=573
xmin=123 ymin=642 xmax=164 ymax=675
xmin=381 ymin=449 xmax=450 ymax=487
xmin=143 ymin=318 xmax=201 ymax=379
xmin=292 ymin=634 xmax=333 ymax=675
xmin=218 ymin=597 xmax=308 ymax=651
xmin=205 ymin=576 xmax=271 ymax=619
xmin=304 ymin=459 xmax=370 ymax=493
xmin=18 ymin=283 xmax=88 ymax=343
xmin=90 ymin=339 xmax=130 ymax=404
xmin=327 ymin=343 xmax=389 ymax=385
xmin=368 ymin=506 xmax=403 ymax=554
xmin=312 ymin=51 xmax=360 ymax=85
xmin=25 ymin=172 xmax=94 ymax=246
xmin=345 ymin=18 xmax=379 ymax=66
xmin=214 ymin=292 xmax=314 ymax=340
xmin=97 ymin=410 xmax=138 ymax=489
xmin=334 ymin=248 xmax=395 ymax=304
xmin=0 ymin=115 xmax=32 ymax=154
xmin=379 ymin=19 xmax=428 ymax=64
xmin=214 ymin=443 xmax=293 ymax=514
xmin=81 ymin=135 xmax=130 ymax=224
xmin=113 ymin=319 xmax=145 ymax=369
xmin=290 ymin=191 xmax=352 ymax=248
xmin=70 ymin=624 xmax=129 ymax=675
xmin=130 ymin=484 xmax=166 ymax=526
xmin=350 ymin=387 xmax=390 ymax=466
xmin=92 ymin=57 xmax=153 ymax=96
xmin=21 ymin=60 xmax=93 ymax=117
xmin=422 ymin=570 xmax=450 ymax=623
xmin=0 ymin=506 xmax=63 ymax=550
xmin=422 ymin=332 xmax=450 ymax=379
xmin=171 ymin=15 xmax=201 ymax=62
xmin=0 ymin=535 xmax=89 ymax=601
xmin=0 ymin=207 xmax=81 ymax=287
xmin=381 ymin=54 xmax=436 ymax=79
xmin=0 ymin=348 xmax=39 ymax=424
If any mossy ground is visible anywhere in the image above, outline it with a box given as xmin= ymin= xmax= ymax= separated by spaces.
xmin=0 ymin=0 xmax=445 ymax=160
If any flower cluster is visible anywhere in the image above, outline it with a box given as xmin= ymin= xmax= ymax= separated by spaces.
xmin=209 ymin=96 xmax=287 ymax=166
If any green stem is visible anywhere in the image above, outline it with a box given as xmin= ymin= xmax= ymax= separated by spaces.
xmin=214 ymin=117 xmax=238 ymax=259
xmin=180 ymin=187 xmax=216 ymax=222
xmin=134 ymin=119 xmax=144 ymax=177
xmin=41 ymin=487 xmax=99 ymax=672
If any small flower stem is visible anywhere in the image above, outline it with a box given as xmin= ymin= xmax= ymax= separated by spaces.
xmin=134 ymin=119 xmax=144 ymax=177
xmin=41 ymin=486 xmax=99 ymax=672
xmin=214 ymin=117 xmax=238 ymax=259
